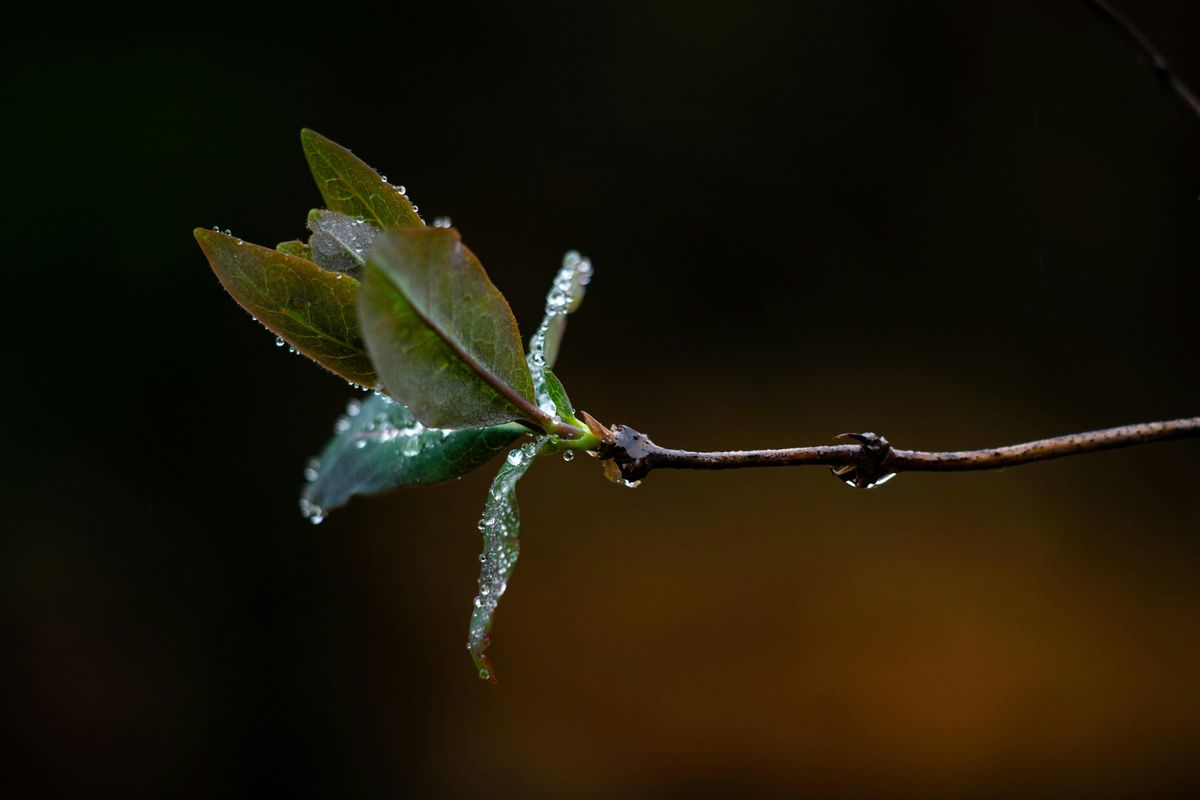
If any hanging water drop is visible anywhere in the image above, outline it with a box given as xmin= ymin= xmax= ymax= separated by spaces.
xmin=274 ymin=336 xmax=285 ymax=347
xmin=562 ymin=450 xmax=575 ymax=462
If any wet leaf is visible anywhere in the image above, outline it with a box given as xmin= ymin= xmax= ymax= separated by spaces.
xmin=300 ymin=393 xmax=523 ymax=515
xmin=540 ymin=251 xmax=593 ymax=369
xmin=306 ymin=209 xmax=378 ymax=278
xmin=358 ymin=227 xmax=541 ymax=429
xmin=195 ymin=228 xmax=376 ymax=387
xmin=301 ymin=129 xmax=423 ymax=230
xmin=468 ymin=437 xmax=550 ymax=683
xmin=543 ymin=368 xmax=576 ymax=419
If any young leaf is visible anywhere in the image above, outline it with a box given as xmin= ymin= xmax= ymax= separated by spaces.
xmin=306 ymin=209 xmax=378 ymax=278
xmin=543 ymin=369 xmax=576 ymax=418
xmin=468 ymin=437 xmax=551 ymax=682
xmin=525 ymin=250 xmax=594 ymax=422
xmin=300 ymin=393 xmax=523 ymax=516
xmin=195 ymin=229 xmax=377 ymax=387
xmin=300 ymin=129 xmax=423 ymax=230
xmin=276 ymin=240 xmax=312 ymax=261
xmin=358 ymin=228 xmax=541 ymax=429
xmin=540 ymin=251 xmax=593 ymax=369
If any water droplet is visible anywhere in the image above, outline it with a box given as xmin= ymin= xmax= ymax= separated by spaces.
xmin=380 ymin=175 xmax=387 ymax=182
xmin=507 ymin=450 xmax=524 ymax=466
xmin=345 ymin=398 xmax=361 ymax=416
xmin=354 ymin=439 xmax=367 ymax=450
xmin=274 ymin=336 xmax=285 ymax=347
xmin=303 ymin=457 xmax=321 ymax=482
xmin=562 ymin=450 xmax=575 ymax=462
xmin=411 ymin=204 xmax=419 ymax=212
xmin=334 ymin=417 xmax=351 ymax=434
xmin=478 ymin=667 xmax=490 ymax=680
xmin=299 ymin=498 xmax=326 ymax=525
xmin=397 ymin=185 xmax=407 ymax=195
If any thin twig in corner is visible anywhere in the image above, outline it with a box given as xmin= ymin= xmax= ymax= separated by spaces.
xmin=1085 ymin=0 xmax=1200 ymax=123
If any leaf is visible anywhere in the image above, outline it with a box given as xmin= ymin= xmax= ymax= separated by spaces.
xmin=306 ymin=209 xmax=378 ymax=278
xmin=300 ymin=393 xmax=523 ymax=517
xmin=276 ymin=240 xmax=312 ymax=261
xmin=301 ymin=129 xmax=423 ymax=230
xmin=543 ymin=368 xmax=576 ymax=418
xmin=524 ymin=251 xmax=593 ymax=423
xmin=195 ymin=228 xmax=376 ymax=387
xmin=468 ymin=437 xmax=551 ymax=683
xmin=539 ymin=251 xmax=593 ymax=369
xmin=358 ymin=227 xmax=541 ymax=429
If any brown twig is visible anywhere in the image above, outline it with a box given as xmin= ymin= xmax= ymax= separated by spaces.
xmin=597 ymin=418 xmax=1200 ymax=488
xmin=1085 ymin=0 xmax=1200 ymax=123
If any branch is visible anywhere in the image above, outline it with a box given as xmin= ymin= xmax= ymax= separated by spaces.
xmin=596 ymin=418 xmax=1200 ymax=488
xmin=1085 ymin=0 xmax=1200 ymax=123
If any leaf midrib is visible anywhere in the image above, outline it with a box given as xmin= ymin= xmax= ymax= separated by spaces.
xmin=381 ymin=267 xmax=546 ymax=427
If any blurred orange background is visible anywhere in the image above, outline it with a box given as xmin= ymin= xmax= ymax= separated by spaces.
xmin=6 ymin=2 xmax=1200 ymax=796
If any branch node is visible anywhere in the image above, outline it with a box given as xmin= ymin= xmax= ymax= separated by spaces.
xmin=831 ymin=432 xmax=896 ymax=489
xmin=598 ymin=424 xmax=656 ymax=485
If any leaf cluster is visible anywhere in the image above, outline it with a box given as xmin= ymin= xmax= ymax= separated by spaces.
xmin=196 ymin=131 xmax=600 ymax=680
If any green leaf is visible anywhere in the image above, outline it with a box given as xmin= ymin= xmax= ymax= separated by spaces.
xmin=301 ymin=129 xmax=423 ymax=230
xmin=539 ymin=251 xmax=593 ymax=369
xmin=358 ymin=227 xmax=541 ymax=429
xmin=276 ymin=240 xmax=312 ymax=261
xmin=468 ymin=437 xmax=551 ymax=683
xmin=195 ymin=228 xmax=376 ymax=387
xmin=300 ymin=393 xmax=523 ymax=517
xmin=306 ymin=209 xmax=377 ymax=278
xmin=543 ymin=368 xmax=575 ymax=417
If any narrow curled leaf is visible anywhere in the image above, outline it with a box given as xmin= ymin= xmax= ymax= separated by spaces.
xmin=468 ymin=437 xmax=551 ymax=682
xmin=300 ymin=393 xmax=523 ymax=515
xmin=301 ymin=129 xmax=423 ymax=230
xmin=526 ymin=251 xmax=594 ymax=421
xmin=195 ymin=229 xmax=376 ymax=387
xmin=358 ymin=228 xmax=541 ymax=429
xmin=540 ymin=251 xmax=593 ymax=369
xmin=276 ymin=240 xmax=312 ymax=261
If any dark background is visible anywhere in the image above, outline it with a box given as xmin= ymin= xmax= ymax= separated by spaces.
xmin=5 ymin=2 xmax=1200 ymax=796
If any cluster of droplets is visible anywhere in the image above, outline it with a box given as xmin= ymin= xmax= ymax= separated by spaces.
xmin=466 ymin=438 xmax=549 ymax=680
xmin=378 ymin=173 xmax=422 ymax=219
xmin=526 ymin=251 xmax=593 ymax=419
xmin=300 ymin=396 xmax=457 ymax=525
xmin=212 ymin=225 xmax=245 ymax=245
xmin=431 ymin=216 xmax=452 ymax=228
